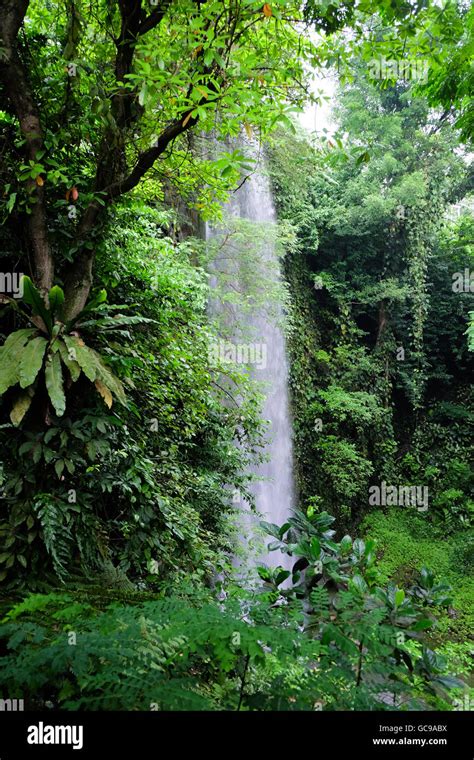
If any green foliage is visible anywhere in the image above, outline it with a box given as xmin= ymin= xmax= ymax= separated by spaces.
xmin=467 ymin=311 xmax=474 ymax=351
xmin=0 ymin=277 xmax=134 ymax=423
xmin=0 ymin=203 xmax=266 ymax=588
xmin=0 ymin=329 xmax=38 ymax=396
xmin=269 ymin=64 xmax=473 ymax=532
xmin=398 ymin=415 xmax=473 ymax=532
xmin=414 ymin=3 xmax=474 ymax=144
xmin=361 ymin=509 xmax=474 ymax=649
xmin=266 ymin=64 xmax=472 ymax=705
xmin=0 ymin=0 xmax=471 ymax=714
xmin=0 ymin=509 xmax=464 ymax=711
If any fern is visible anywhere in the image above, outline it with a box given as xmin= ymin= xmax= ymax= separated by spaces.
xmin=32 ymin=495 xmax=74 ymax=579
xmin=0 ymin=505 xmax=465 ymax=711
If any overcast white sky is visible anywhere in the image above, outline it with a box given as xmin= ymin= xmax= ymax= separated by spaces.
xmin=297 ymin=70 xmax=338 ymax=136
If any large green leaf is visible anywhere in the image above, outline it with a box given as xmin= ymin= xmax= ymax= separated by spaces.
xmin=45 ymin=351 xmax=66 ymax=416
xmin=350 ymin=574 xmax=368 ymax=594
xmin=76 ymin=315 xmax=155 ymax=331
xmin=0 ymin=329 xmax=37 ymax=395
xmin=63 ymin=335 xmax=126 ymax=404
xmin=21 ymin=276 xmax=52 ymax=334
xmin=62 ymin=335 xmax=97 ymax=382
xmin=340 ymin=535 xmax=352 ymax=554
xmin=57 ymin=338 xmax=81 ymax=382
xmin=19 ymin=335 xmax=48 ymax=388
xmin=394 ymin=588 xmax=405 ymax=607
xmin=92 ymin=350 xmax=127 ymax=405
xmin=48 ymin=285 xmax=65 ymax=317
xmin=259 ymin=521 xmax=281 ymax=539
xmin=309 ymin=536 xmax=321 ymax=560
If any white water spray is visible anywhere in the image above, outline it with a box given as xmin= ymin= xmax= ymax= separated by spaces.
xmin=207 ymin=143 xmax=294 ymax=571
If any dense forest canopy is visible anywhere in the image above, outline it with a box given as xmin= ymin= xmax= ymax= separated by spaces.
xmin=0 ymin=0 xmax=472 ymax=724
xmin=0 ymin=0 xmax=471 ymax=313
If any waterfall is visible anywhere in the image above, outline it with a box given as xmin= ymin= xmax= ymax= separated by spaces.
xmin=206 ymin=142 xmax=294 ymax=572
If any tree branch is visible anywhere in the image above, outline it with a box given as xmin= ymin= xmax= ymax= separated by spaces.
xmin=0 ymin=0 xmax=30 ymax=51
xmin=112 ymin=0 xmax=172 ymax=130
xmin=137 ymin=0 xmax=172 ymax=36
xmin=107 ymin=112 xmax=199 ymax=199
xmin=63 ymin=0 xmax=222 ymax=318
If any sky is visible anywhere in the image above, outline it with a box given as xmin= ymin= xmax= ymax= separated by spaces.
xmin=297 ymin=69 xmax=338 ymax=136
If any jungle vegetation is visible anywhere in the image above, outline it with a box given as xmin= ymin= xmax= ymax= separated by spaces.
xmin=0 ymin=0 xmax=472 ymax=712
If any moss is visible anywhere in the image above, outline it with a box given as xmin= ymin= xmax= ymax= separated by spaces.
xmin=361 ymin=509 xmax=474 ymax=646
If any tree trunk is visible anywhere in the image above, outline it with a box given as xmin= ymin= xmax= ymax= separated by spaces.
xmin=0 ymin=1 xmax=54 ymax=297
xmin=62 ymin=250 xmax=94 ymax=323
xmin=2 ymin=0 xmax=204 ymax=318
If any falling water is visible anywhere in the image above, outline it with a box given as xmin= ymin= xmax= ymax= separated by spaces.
xmin=206 ymin=141 xmax=294 ymax=571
